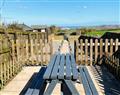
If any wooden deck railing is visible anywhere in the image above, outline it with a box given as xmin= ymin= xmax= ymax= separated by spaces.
xmin=0 ymin=30 xmax=52 ymax=89
xmin=74 ymin=38 xmax=120 ymax=65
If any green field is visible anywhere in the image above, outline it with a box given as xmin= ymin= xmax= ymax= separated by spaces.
xmin=85 ymin=30 xmax=120 ymax=37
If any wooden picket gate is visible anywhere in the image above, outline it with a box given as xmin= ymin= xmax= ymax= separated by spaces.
xmin=74 ymin=38 xmax=120 ymax=65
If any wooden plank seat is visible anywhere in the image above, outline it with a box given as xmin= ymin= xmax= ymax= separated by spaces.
xmin=43 ymin=53 xmax=79 ymax=80
xmin=79 ymin=66 xmax=99 ymax=95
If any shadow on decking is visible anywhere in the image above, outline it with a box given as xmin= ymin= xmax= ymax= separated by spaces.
xmin=91 ymin=65 xmax=120 ymax=95
xmin=19 ymin=67 xmax=47 ymax=95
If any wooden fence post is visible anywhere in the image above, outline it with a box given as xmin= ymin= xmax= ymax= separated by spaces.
xmin=40 ymin=39 xmax=43 ymax=65
xmin=35 ymin=39 xmax=39 ymax=65
xmin=25 ymin=39 xmax=29 ymax=62
xmin=0 ymin=40 xmax=3 ymax=88
xmin=110 ymin=39 xmax=113 ymax=56
xmin=80 ymin=39 xmax=83 ymax=64
xmin=105 ymin=39 xmax=108 ymax=56
xmin=100 ymin=39 xmax=103 ymax=64
xmin=85 ymin=39 xmax=88 ymax=65
xmin=95 ymin=39 xmax=98 ymax=64
xmin=115 ymin=39 xmax=119 ymax=52
xmin=90 ymin=39 xmax=93 ymax=65
xmin=16 ymin=39 xmax=20 ymax=71
xmin=11 ymin=40 xmax=15 ymax=76
xmin=30 ymin=39 xmax=34 ymax=64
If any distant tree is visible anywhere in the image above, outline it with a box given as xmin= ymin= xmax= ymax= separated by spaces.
xmin=50 ymin=25 xmax=60 ymax=34
xmin=80 ymin=28 xmax=96 ymax=34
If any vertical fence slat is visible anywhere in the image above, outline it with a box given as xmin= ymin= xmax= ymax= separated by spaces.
xmin=115 ymin=39 xmax=119 ymax=51
xmin=110 ymin=39 xmax=113 ymax=56
xmin=100 ymin=39 xmax=103 ymax=64
xmin=95 ymin=39 xmax=98 ymax=64
xmin=85 ymin=39 xmax=88 ymax=65
xmin=40 ymin=39 xmax=43 ymax=65
xmin=11 ymin=40 xmax=15 ymax=76
xmin=105 ymin=39 xmax=108 ymax=56
xmin=16 ymin=39 xmax=20 ymax=71
xmin=35 ymin=39 xmax=39 ymax=65
xmin=90 ymin=39 xmax=93 ymax=65
xmin=25 ymin=39 xmax=29 ymax=62
xmin=0 ymin=40 xmax=3 ymax=88
xmin=80 ymin=39 xmax=83 ymax=64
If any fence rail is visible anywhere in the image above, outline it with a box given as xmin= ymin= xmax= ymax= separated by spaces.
xmin=74 ymin=38 xmax=120 ymax=65
xmin=0 ymin=30 xmax=52 ymax=89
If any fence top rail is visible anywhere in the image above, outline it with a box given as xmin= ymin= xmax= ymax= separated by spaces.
xmin=76 ymin=39 xmax=120 ymax=46
xmin=77 ymin=42 xmax=120 ymax=46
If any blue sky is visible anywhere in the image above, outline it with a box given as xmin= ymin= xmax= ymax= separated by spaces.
xmin=0 ymin=0 xmax=120 ymax=26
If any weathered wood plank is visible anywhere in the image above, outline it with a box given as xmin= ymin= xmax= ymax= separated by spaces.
xmin=66 ymin=54 xmax=72 ymax=79
xmin=83 ymin=67 xmax=99 ymax=95
xmin=70 ymin=54 xmax=78 ymax=80
xmin=43 ymin=54 xmax=57 ymax=79
xmin=58 ymin=54 xmax=65 ymax=79
xmin=50 ymin=54 xmax=61 ymax=79
xmin=79 ymin=67 xmax=92 ymax=95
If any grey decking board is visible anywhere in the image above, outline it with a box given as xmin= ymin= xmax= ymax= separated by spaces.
xmin=50 ymin=54 xmax=61 ymax=79
xmin=83 ymin=67 xmax=99 ymax=95
xmin=43 ymin=54 xmax=57 ymax=79
xmin=58 ymin=54 xmax=65 ymax=79
xmin=66 ymin=54 xmax=72 ymax=79
xmin=70 ymin=54 xmax=79 ymax=80
xmin=64 ymin=80 xmax=79 ymax=95
xmin=79 ymin=67 xmax=92 ymax=95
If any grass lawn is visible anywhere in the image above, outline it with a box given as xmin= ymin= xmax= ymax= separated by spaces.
xmin=85 ymin=29 xmax=120 ymax=37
